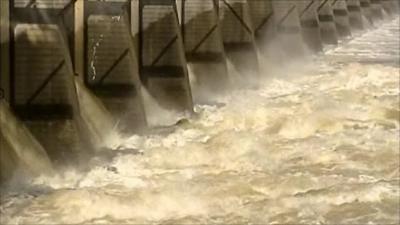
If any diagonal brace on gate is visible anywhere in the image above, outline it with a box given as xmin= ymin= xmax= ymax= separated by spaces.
xmin=26 ymin=61 xmax=65 ymax=105
xmin=25 ymin=0 xmax=37 ymax=8
xmin=255 ymin=11 xmax=273 ymax=34
xmin=221 ymin=0 xmax=252 ymax=34
xmin=318 ymin=0 xmax=330 ymax=12
xmin=98 ymin=49 xmax=130 ymax=84
xmin=150 ymin=35 xmax=178 ymax=66
xmin=277 ymin=5 xmax=296 ymax=27
xmin=300 ymin=0 xmax=316 ymax=18
xmin=191 ymin=24 xmax=218 ymax=53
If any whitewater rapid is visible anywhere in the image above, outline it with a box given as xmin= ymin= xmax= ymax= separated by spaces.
xmin=0 ymin=18 xmax=399 ymax=225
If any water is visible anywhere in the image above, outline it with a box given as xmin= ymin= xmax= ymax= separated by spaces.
xmin=0 ymin=100 xmax=53 ymax=181
xmin=74 ymin=78 xmax=118 ymax=148
xmin=1 ymin=18 xmax=399 ymax=225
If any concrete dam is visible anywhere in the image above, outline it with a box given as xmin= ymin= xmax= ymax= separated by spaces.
xmin=0 ymin=0 xmax=399 ymax=224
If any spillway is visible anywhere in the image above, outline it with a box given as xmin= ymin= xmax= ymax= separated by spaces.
xmin=0 ymin=0 xmax=399 ymax=224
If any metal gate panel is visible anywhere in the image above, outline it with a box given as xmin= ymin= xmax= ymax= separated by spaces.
xmin=297 ymin=0 xmax=324 ymax=52
xmin=370 ymin=0 xmax=384 ymax=20
xmin=10 ymin=1 xmax=74 ymax=118
xmin=181 ymin=0 xmax=221 ymax=56
xmin=219 ymin=0 xmax=259 ymax=86
xmin=247 ymin=0 xmax=275 ymax=39
xmin=331 ymin=0 xmax=352 ymax=37
xmin=347 ymin=0 xmax=364 ymax=30
xmin=359 ymin=0 xmax=375 ymax=25
xmin=318 ymin=0 xmax=339 ymax=45
xmin=141 ymin=7 xmax=183 ymax=66
xmin=14 ymin=24 xmax=69 ymax=106
xmin=139 ymin=0 xmax=193 ymax=113
xmin=85 ymin=0 xmax=131 ymax=87
xmin=220 ymin=0 xmax=254 ymax=43
xmin=86 ymin=17 xmax=132 ymax=85
xmin=272 ymin=0 xmax=302 ymax=33
xmin=14 ymin=0 xmax=70 ymax=8
xmin=84 ymin=0 xmax=147 ymax=132
xmin=179 ymin=0 xmax=229 ymax=102
xmin=381 ymin=0 xmax=400 ymax=16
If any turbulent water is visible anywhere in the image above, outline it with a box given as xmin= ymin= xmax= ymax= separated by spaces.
xmin=1 ymin=18 xmax=399 ymax=225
